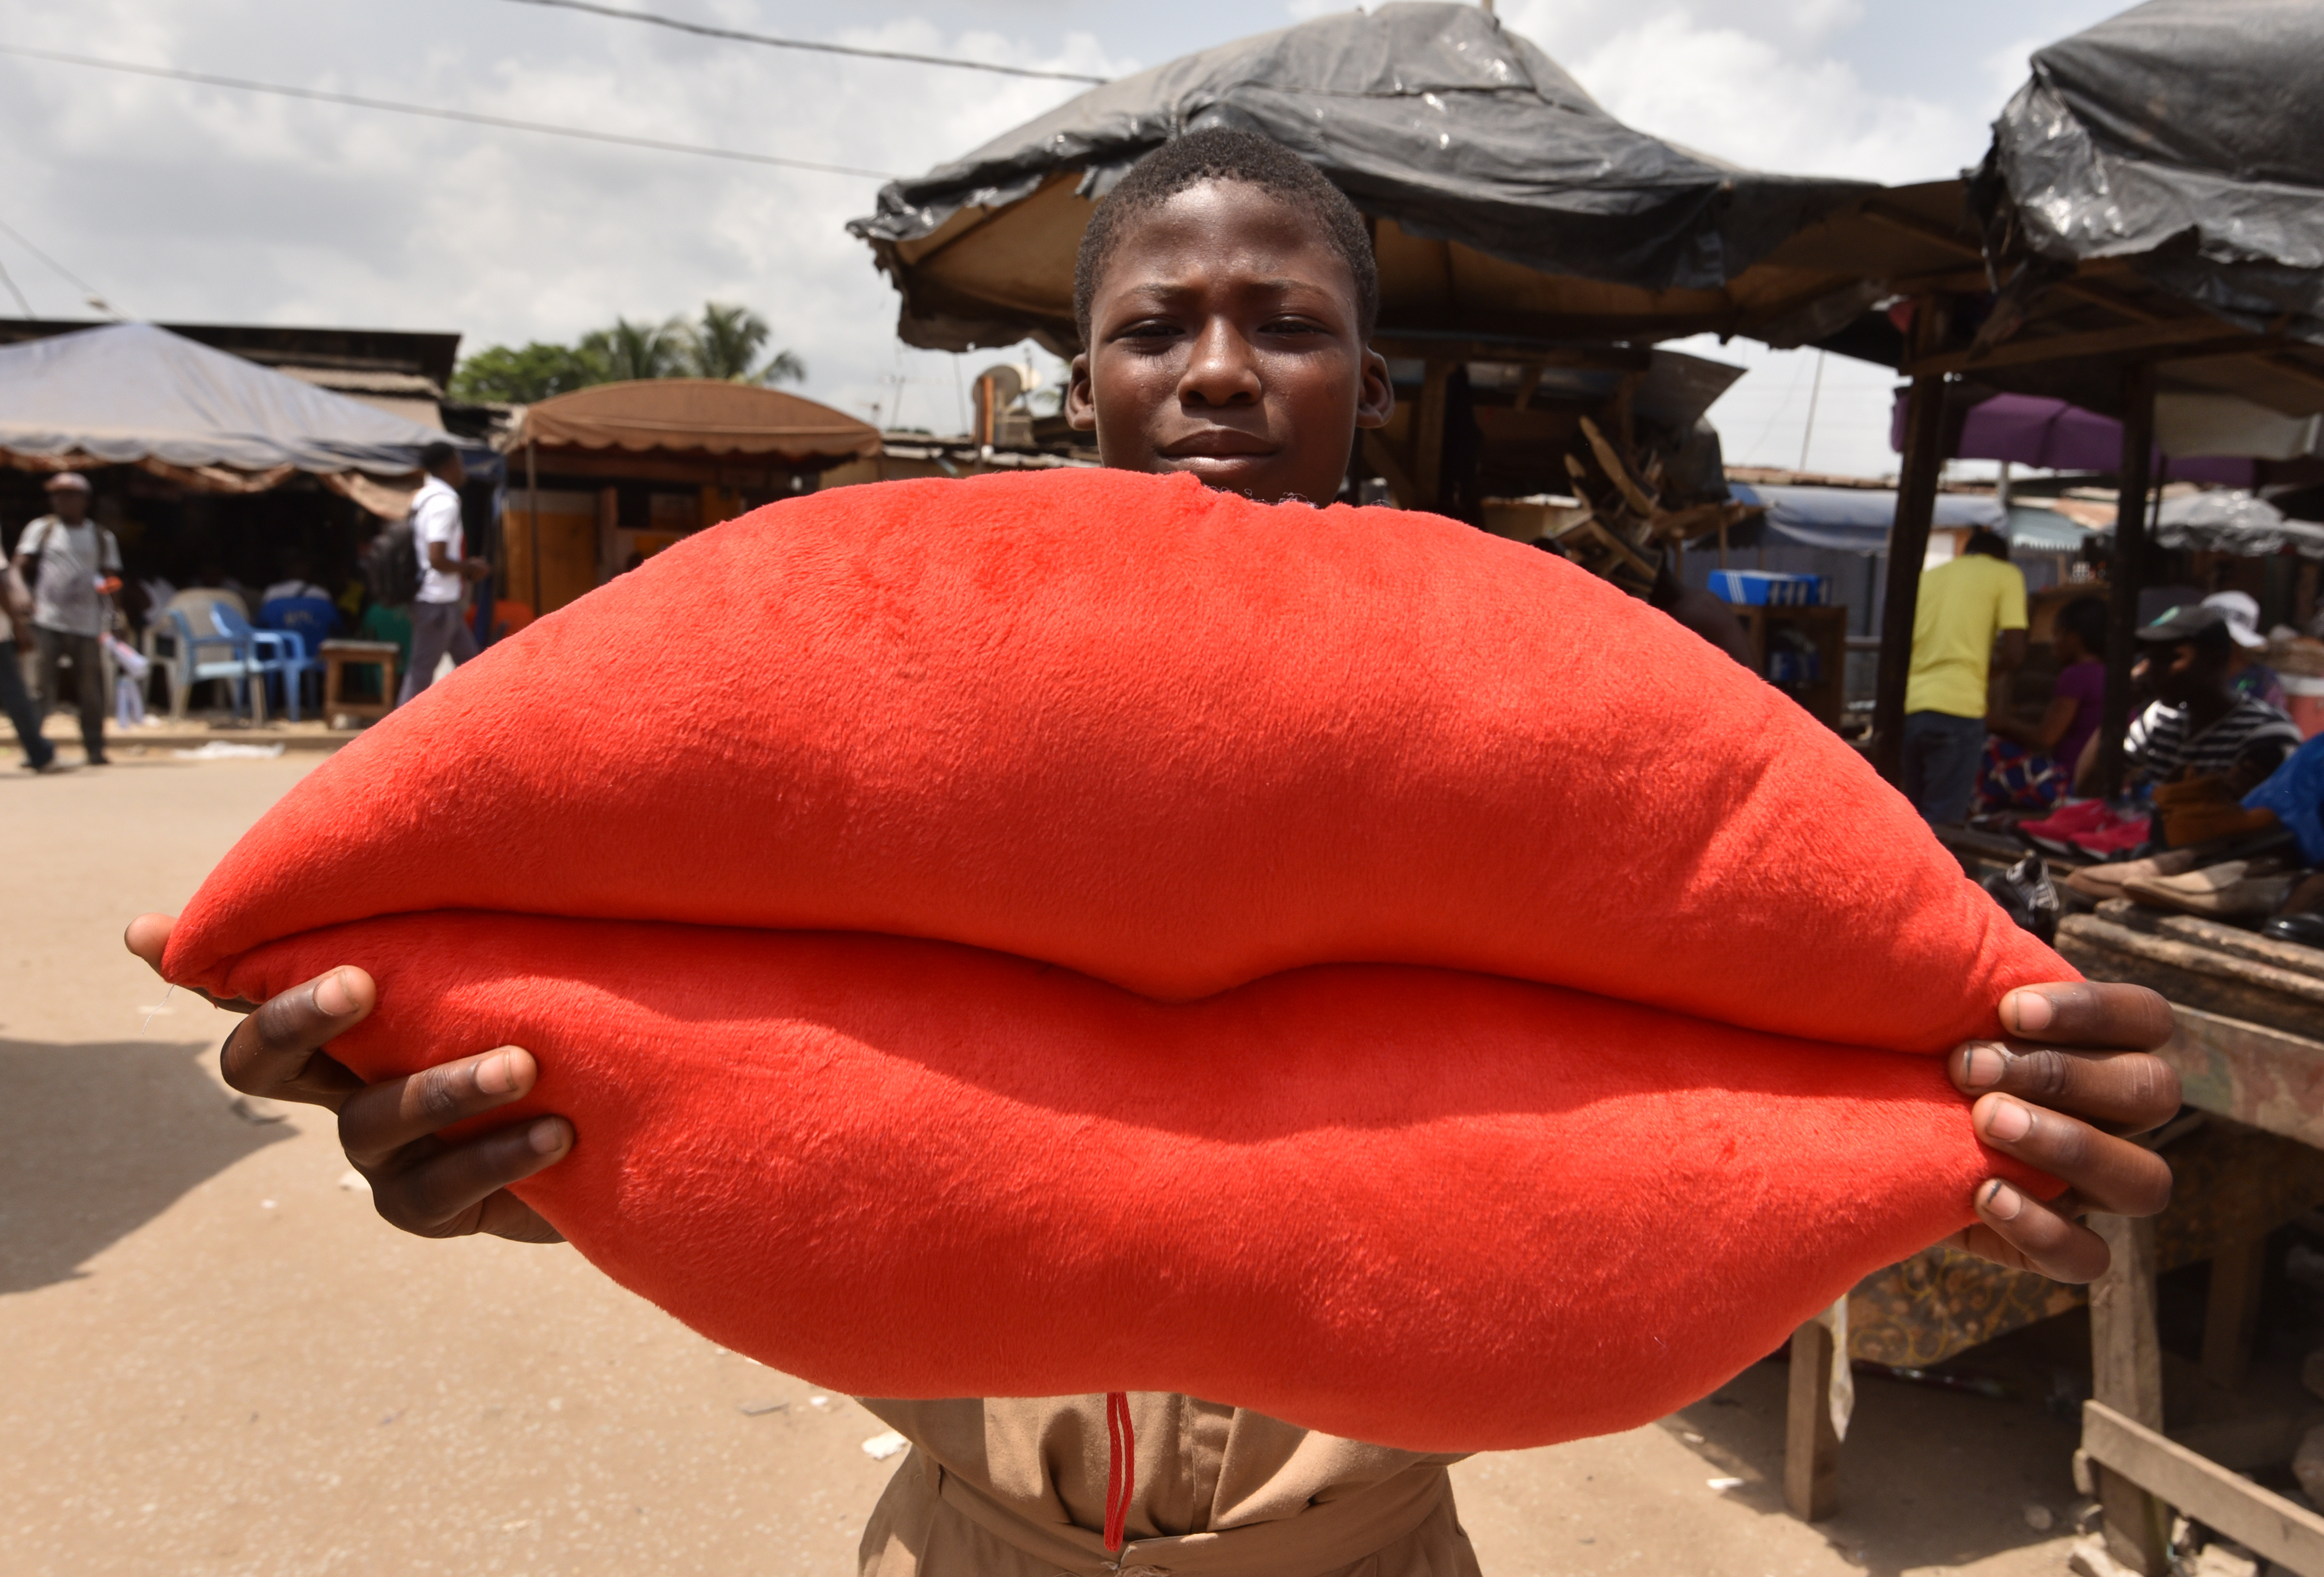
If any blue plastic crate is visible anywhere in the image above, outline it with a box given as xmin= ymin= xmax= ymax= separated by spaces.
xmin=1709 ymin=569 xmax=1830 ymax=607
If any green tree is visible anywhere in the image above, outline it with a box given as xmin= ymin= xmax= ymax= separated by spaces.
xmin=447 ymin=341 xmax=605 ymax=403
xmin=578 ymin=316 xmax=689 ymax=382
xmin=687 ymin=301 xmax=806 ymax=386
xmin=451 ymin=302 xmax=806 ymax=404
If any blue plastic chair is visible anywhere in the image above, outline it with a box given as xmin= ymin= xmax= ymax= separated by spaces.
xmin=259 ymin=596 xmax=338 ymax=719
xmin=210 ymin=602 xmax=317 ymax=723
xmin=167 ymin=605 xmax=260 ymax=722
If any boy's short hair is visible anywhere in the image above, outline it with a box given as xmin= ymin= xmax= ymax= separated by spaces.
xmin=1073 ymin=127 xmax=1380 ymax=347
xmin=420 ymin=439 xmax=458 ymax=472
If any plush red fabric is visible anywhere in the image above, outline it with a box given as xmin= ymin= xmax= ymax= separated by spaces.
xmin=163 ymin=467 xmax=2078 ymax=1450
xmin=168 ymin=467 xmax=2064 ymax=1051
xmin=204 ymin=913 xmax=2054 ymax=1454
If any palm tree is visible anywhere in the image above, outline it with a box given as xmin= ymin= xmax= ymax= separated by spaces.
xmin=687 ymin=301 xmax=806 ymax=386
xmin=578 ymin=316 xmax=688 ymax=382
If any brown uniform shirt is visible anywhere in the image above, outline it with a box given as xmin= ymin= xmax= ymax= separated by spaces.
xmin=858 ymin=1395 xmax=1479 ymax=1577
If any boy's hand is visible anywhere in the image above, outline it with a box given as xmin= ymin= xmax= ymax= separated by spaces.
xmin=1943 ymin=981 xmax=2180 ymax=1283
xmin=125 ymin=913 xmax=571 ymax=1243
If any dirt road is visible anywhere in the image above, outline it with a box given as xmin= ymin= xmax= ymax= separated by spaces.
xmin=2 ymin=754 xmax=2083 ymax=1576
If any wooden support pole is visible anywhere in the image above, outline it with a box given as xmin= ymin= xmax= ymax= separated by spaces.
xmin=525 ymin=436 xmax=542 ymax=619
xmin=2201 ymin=1235 xmax=2267 ymax=1392
xmin=2091 ymin=1214 xmax=2170 ymax=1575
xmin=1873 ymin=370 xmax=1946 ymax=783
xmin=1784 ymin=1320 xmax=1841 ymax=1522
xmin=2099 ymin=363 xmax=2158 ymax=800
xmin=1413 ymin=361 xmax=1452 ymax=512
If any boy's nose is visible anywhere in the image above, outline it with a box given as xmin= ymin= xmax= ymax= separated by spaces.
xmin=1178 ymin=318 xmax=1261 ymax=406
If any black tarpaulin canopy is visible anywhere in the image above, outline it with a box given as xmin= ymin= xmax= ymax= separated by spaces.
xmin=1974 ymin=0 xmax=2324 ymax=348
xmin=1849 ymin=0 xmax=2324 ymax=793
xmin=848 ymin=1 xmax=1874 ymax=357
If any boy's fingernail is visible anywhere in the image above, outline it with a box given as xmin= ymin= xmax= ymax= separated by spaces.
xmin=527 ymin=1119 xmax=568 ymax=1156
xmin=1982 ymin=1180 xmax=2025 ymax=1221
xmin=314 ymin=970 xmax=357 ymax=1016
xmin=1982 ymin=1099 xmax=2033 ymax=1142
xmin=474 ymin=1048 xmax=521 ymax=1095
xmin=2003 ymin=990 xmax=2054 ymax=1035
xmin=1959 ymin=1042 xmax=2009 ymax=1088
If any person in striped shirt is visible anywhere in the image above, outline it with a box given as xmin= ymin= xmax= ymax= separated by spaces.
xmin=2119 ymin=602 xmax=2301 ymax=794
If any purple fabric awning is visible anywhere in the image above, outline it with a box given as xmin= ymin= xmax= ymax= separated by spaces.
xmin=1888 ymin=391 xmax=2253 ymax=484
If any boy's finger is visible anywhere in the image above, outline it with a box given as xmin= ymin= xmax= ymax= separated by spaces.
xmin=367 ymin=1118 xmax=572 ymax=1237
xmin=124 ymin=913 xmax=259 ymax=1012
xmin=1971 ymin=1095 xmax=2174 ymax=1217
xmin=124 ymin=912 xmax=173 ymax=972
xmin=338 ymin=1048 xmax=542 ymax=1164
xmin=2000 ymin=981 xmax=2175 ymax=1051
xmin=220 ymin=967 xmax=375 ymax=1108
xmin=1949 ymin=1044 xmax=2182 ymax=1133
xmin=1956 ymin=1187 xmax=2112 ymax=1282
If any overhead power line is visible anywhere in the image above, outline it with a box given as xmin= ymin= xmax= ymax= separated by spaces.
xmin=0 ymin=212 xmax=119 ymax=316
xmin=0 ymin=42 xmax=901 ymax=180
xmin=500 ymin=0 xmax=1111 ymax=85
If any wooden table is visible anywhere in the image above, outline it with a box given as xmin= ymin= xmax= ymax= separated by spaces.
xmin=1777 ymin=911 xmax=2324 ymax=1573
xmin=318 ymin=639 xmax=400 ymax=726
xmin=2077 ymin=1003 xmax=2324 ymax=1575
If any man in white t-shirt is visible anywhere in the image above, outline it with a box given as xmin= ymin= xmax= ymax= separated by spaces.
xmin=10 ymin=471 xmax=121 ymax=765
xmin=397 ymin=442 xmax=490 ymax=705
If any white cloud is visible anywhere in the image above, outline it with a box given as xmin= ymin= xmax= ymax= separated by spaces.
xmin=0 ymin=0 xmax=1125 ymax=425
xmin=0 ymin=0 xmax=2101 ymax=475
xmin=1502 ymin=3 xmax=1980 ymax=183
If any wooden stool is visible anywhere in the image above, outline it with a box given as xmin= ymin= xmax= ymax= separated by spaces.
xmin=319 ymin=639 xmax=400 ymax=726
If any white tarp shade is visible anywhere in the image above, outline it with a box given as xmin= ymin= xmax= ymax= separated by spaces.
xmin=2156 ymin=393 xmax=2324 ymax=461
xmin=0 ymin=321 xmax=462 ymax=475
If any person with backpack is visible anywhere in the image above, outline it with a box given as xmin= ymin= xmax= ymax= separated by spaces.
xmin=396 ymin=441 xmax=490 ymax=705
xmin=10 ymin=472 xmax=121 ymax=766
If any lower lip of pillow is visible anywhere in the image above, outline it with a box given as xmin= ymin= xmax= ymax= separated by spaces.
xmin=216 ymin=911 xmax=2050 ymax=1453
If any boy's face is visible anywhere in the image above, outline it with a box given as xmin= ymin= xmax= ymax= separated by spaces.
xmin=1067 ymin=180 xmax=1394 ymax=506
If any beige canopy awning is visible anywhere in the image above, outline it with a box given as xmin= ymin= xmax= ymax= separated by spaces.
xmin=503 ymin=379 xmax=882 ymax=467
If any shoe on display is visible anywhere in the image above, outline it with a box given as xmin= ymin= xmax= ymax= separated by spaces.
xmin=2261 ymin=913 xmax=2324 ymax=950
xmin=2027 ymin=800 xmax=2113 ymax=836
xmin=2124 ymin=860 xmax=2296 ymax=918
xmin=2060 ymin=847 xmax=2199 ymax=899
xmin=2071 ymin=817 xmax=2154 ymax=856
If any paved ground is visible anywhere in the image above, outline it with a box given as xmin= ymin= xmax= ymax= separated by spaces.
xmin=1 ymin=754 xmax=2090 ymax=1576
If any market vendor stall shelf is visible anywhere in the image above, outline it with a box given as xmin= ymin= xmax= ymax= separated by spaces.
xmin=2047 ymin=905 xmax=2324 ymax=1573
xmin=1727 ymin=603 xmax=1847 ymax=730
xmin=1778 ymin=1108 xmax=2324 ymax=1539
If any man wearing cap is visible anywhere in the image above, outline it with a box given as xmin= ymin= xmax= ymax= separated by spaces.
xmin=2120 ymin=602 xmax=2301 ymax=796
xmin=10 ymin=472 xmax=121 ymax=767
xmin=2200 ymin=590 xmax=2288 ymax=710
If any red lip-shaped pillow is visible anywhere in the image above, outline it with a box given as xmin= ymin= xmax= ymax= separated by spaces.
xmin=166 ymin=468 xmax=2070 ymax=1451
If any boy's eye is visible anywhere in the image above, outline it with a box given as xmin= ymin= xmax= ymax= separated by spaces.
xmin=1262 ymin=317 xmax=1326 ymax=337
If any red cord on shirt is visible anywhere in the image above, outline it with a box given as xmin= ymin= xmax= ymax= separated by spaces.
xmin=1103 ymin=1390 xmax=1135 ymax=1553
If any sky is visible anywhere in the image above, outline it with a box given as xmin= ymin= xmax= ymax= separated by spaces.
xmin=0 ymin=0 xmax=2130 ymax=476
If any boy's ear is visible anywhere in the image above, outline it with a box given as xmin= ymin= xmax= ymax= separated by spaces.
xmin=1066 ymin=353 xmax=1097 ymax=433
xmin=1355 ymin=347 xmax=1395 ymax=432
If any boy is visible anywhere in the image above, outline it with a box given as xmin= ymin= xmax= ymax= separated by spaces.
xmin=126 ymin=131 xmax=2176 ymax=1576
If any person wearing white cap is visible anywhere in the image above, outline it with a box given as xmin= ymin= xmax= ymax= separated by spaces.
xmin=9 ymin=471 xmax=121 ymax=766
xmin=2200 ymin=590 xmax=2288 ymax=711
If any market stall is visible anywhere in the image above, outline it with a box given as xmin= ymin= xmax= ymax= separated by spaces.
xmin=847 ymin=1 xmax=1856 ymax=557
xmin=498 ymin=379 xmax=880 ymax=615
